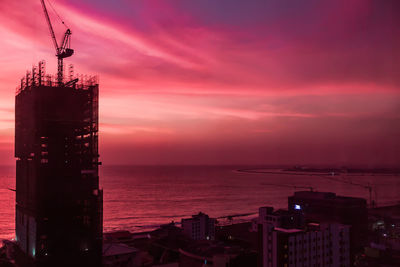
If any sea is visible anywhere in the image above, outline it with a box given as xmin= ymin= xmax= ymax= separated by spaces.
xmin=1 ymin=165 xmax=399 ymax=241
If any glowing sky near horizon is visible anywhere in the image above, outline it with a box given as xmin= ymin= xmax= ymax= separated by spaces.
xmin=0 ymin=0 xmax=399 ymax=165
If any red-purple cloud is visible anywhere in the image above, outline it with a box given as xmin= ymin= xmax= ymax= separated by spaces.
xmin=0 ymin=0 xmax=399 ymax=166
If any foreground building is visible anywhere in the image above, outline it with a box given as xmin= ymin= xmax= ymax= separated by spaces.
xmin=258 ymin=207 xmax=351 ymax=267
xmin=288 ymin=191 xmax=368 ymax=261
xmin=14 ymin=62 xmax=102 ymax=266
xmin=261 ymin=223 xmax=351 ymax=267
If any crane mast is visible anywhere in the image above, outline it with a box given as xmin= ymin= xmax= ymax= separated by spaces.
xmin=40 ymin=0 xmax=74 ymax=86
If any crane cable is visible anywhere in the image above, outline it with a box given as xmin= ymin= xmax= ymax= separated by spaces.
xmin=45 ymin=0 xmax=69 ymax=29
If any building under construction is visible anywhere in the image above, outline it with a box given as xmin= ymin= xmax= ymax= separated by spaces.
xmin=15 ymin=62 xmax=103 ymax=266
xmin=14 ymin=0 xmax=102 ymax=266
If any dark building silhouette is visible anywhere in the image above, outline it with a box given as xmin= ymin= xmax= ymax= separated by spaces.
xmin=288 ymin=191 xmax=368 ymax=263
xmin=14 ymin=62 xmax=102 ymax=266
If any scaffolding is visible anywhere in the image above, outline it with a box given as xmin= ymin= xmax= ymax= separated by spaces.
xmin=16 ymin=61 xmax=99 ymax=95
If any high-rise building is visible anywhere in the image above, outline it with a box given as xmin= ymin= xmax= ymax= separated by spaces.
xmin=288 ymin=191 xmax=368 ymax=262
xmin=14 ymin=62 xmax=102 ymax=266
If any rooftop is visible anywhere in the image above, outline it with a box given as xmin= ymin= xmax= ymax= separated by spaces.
xmin=102 ymin=243 xmax=138 ymax=257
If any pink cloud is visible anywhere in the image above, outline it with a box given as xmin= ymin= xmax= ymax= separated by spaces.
xmin=0 ymin=0 xmax=399 ymax=165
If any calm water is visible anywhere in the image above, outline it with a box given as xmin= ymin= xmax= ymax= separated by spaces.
xmin=1 ymin=165 xmax=399 ymax=240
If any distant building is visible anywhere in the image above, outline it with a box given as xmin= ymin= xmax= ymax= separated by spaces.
xmin=182 ymin=212 xmax=216 ymax=241
xmin=288 ymin=191 xmax=368 ymax=261
xmin=258 ymin=208 xmax=351 ymax=267
xmin=258 ymin=207 xmax=305 ymax=229
xmin=216 ymin=222 xmax=259 ymax=250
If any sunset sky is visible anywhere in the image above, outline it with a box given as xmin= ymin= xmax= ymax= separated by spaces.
xmin=0 ymin=0 xmax=399 ymax=166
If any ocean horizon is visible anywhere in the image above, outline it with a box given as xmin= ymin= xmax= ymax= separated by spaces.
xmin=1 ymin=164 xmax=399 ymax=241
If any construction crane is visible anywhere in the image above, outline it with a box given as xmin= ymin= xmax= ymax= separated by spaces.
xmin=314 ymin=173 xmax=377 ymax=208
xmin=40 ymin=0 xmax=74 ymax=86
xmin=239 ymin=168 xmax=377 ymax=207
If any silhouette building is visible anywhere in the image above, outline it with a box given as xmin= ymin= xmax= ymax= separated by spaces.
xmin=14 ymin=62 xmax=102 ymax=266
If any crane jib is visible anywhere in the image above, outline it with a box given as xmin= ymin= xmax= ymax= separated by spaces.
xmin=40 ymin=0 xmax=73 ymax=86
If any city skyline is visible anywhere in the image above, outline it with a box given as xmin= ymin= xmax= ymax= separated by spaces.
xmin=0 ymin=0 xmax=399 ymax=166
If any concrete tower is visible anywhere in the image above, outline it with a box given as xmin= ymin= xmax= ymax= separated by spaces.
xmin=14 ymin=62 xmax=102 ymax=266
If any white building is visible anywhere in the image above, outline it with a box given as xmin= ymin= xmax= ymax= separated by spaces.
xmin=181 ymin=212 xmax=216 ymax=240
xmin=259 ymin=207 xmax=351 ymax=267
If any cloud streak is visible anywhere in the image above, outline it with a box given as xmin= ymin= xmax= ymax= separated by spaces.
xmin=0 ymin=0 xmax=399 ymax=165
